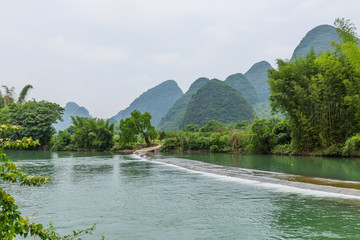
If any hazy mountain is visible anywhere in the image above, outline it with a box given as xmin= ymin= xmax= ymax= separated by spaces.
xmin=291 ymin=24 xmax=339 ymax=61
xmin=110 ymin=80 xmax=183 ymax=127
xmin=224 ymin=73 xmax=259 ymax=104
xmin=244 ymin=61 xmax=273 ymax=103
xmin=157 ymin=77 xmax=209 ymax=131
xmin=54 ymin=102 xmax=91 ymax=131
xmin=181 ymin=79 xmax=255 ymax=128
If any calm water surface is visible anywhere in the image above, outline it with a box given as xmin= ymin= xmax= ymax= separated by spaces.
xmin=3 ymin=151 xmax=360 ymax=240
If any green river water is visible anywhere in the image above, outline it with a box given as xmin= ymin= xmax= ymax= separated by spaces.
xmin=4 ymin=151 xmax=360 ymax=240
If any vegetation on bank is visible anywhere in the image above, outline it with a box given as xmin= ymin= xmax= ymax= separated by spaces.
xmin=160 ymin=118 xmax=292 ymax=154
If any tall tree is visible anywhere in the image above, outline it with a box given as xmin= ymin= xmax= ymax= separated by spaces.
xmin=71 ymin=116 xmax=114 ymax=151
xmin=119 ymin=110 xmax=157 ymax=146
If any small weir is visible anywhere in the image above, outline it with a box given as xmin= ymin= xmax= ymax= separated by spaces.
xmin=138 ymin=153 xmax=360 ymax=199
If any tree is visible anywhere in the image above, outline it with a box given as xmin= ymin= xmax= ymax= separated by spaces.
xmin=5 ymin=101 xmax=64 ymax=147
xmin=71 ymin=117 xmax=114 ymax=151
xmin=181 ymin=123 xmax=200 ymax=132
xmin=0 ymin=124 xmax=101 ymax=239
xmin=119 ymin=110 xmax=157 ymax=146
xmin=1 ymin=84 xmax=33 ymax=107
xmin=200 ymin=120 xmax=227 ymax=133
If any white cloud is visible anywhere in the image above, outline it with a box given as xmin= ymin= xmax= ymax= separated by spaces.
xmin=141 ymin=52 xmax=181 ymax=65
xmin=47 ymin=36 xmax=128 ymax=63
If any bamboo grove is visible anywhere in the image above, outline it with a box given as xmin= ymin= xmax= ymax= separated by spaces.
xmin=268 ymin=18 xmax=360 ymax=152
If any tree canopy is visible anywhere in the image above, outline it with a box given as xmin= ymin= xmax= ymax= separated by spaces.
xmin=4 ymin=101 xmax=63 ymax=147
xmin=71 ymin=116 xmax=114 ymax=151
xmin=119 ymin=110 xmax=157 ymax=146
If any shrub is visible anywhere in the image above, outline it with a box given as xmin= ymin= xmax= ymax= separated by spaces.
xmin=50 ymin=130 xmax=72 ymax=151
xmin=161 ymin=138 xmax=179 ymax=151
xmin=272 ymin=144 xmax=292 ymax=155
xmin=321 ymin=143 xmax=343 ymax=156
xmin=342 ymin=134 xmax=360 ymax=156
xmin=210 ymin=145 xmax=219 ymax=152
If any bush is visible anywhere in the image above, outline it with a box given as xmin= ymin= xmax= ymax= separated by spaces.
xmin=210 ymin=145 xmax=219 ymax=152
xmin=272 ymin=144 xmax=292 ymax=155
xmin=342 ymin=134 xmax=360 ymax=156
xmin=158 ymin=130 xmax=166 ymax=141
xmin=321 ymin=143 xmax=343 ymax=156
xmin=230 ymin=130 xmax=251 ymax=151
xmin=181 ymin=123 xmax=200 ymax=132
xmin=161 ymin=138 xmax=179 ymax=151
xmin=50 ymin=130 xmax=72 ymax=151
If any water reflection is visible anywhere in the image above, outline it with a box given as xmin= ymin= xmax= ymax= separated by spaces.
xmin=269 ymin=195 xmax=360 ymax=239
xmin=119 ymin=161 xmax=153 ymax=177
xmin=72 ymin=164 xmax=114 ymax=174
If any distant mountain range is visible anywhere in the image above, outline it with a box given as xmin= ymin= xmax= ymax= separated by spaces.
xmin=54 ymin=102 xmax=91 ymax=131
xmin=55 ymin=24 xmax=341 ymax=132
xmin=157 ymin=77 xmax=209 ymax=131
xmin=109 ymin=80 xmax=183 ymax=127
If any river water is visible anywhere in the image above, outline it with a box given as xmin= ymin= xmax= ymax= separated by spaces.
xmin=4 ymin=151 xmax=360 ymax=239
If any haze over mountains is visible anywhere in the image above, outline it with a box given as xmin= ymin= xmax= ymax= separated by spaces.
xmin=54 ymin=102 xmax=91 ymax=131
xmin=55 ymin=24 xmax=341 ymax=131
xmin=109 ymin=80 xmax=183 ymax=127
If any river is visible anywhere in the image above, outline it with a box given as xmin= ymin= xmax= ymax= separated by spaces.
xmin=4 ymin=151 xmax=360 ymax=239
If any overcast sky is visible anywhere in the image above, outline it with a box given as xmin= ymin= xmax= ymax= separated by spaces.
xmin=1 ymin=0 xmax=360 ymax=118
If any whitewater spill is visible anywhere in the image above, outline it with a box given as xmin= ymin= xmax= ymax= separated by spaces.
xmin=135 ymin=153 xmax=360 ymax=201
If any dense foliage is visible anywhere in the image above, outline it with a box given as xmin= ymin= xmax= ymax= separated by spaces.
xmin=118 ymin=110 xmax=157 ymax=147
xmin=161 ymin=118 xmax=291 ymax=154
xmin=110 ymin=80 xmax=183 ymax=127
xmin=158 ymin=77 xmax=209 ymax=131
xmin=224 ymin=73 xmax=259 ymax=104
xmin=181 ymin=79 xmax=255 ymax=128
xmin=71 ymin=117 xmax=114 ymax=151
xmin=269 ymin=18 xmax=360 ymax=152
xmin=4 ymin=101 xmax=63 ymax=147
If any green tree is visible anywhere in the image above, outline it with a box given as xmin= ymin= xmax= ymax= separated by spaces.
xmin=5 ymin=101 xmax=64 ymax=147
xmin=200 ymin=120 xmax=227 ymax=133
xmin=249 ymin=118 xmax=280 ymax=153
xmin=181 ymin=123 xmax=200 ymax=132
xmin=50 ymin=130 xmax=72 ymax=151
xmin=119 ymin=110 xmax=157 ymax=146
xmin=71 ymin=117 xmax=114 ymax=151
